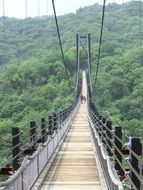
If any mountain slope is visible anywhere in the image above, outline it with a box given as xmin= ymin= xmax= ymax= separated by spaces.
xmin=0 ymin=1 xmax=142 ymax=152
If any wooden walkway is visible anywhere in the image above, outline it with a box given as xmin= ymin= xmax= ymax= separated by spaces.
xmin=40 ymin=72 xmax=107 ymax=190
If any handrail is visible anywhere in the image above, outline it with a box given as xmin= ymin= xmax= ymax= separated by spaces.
xmin=89 ymin=115 xmax=124 ymax=190
xmin=0 ymin=144 xmax=43 ymax=187
xmin=0 ymin=98 xmax=79 ymax=178
xmin=88 ymin=101 xmax=143 ymax=190
xmin=100 ymin=139 xmax=124 ymax=190
xmin=0 ymin=99 xmax=80 ymax=189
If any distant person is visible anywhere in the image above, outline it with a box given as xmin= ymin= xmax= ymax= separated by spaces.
xmin=80 ymin=94 xmax=83 ymax=104
xmin=83 ymin=96 xmax=86 ymax=103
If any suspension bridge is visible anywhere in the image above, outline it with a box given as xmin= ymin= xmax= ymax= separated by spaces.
xmin=0 ymin=34 xmax=142 ymax=189
xmin=0 ymin=0 xmax=143 ymax=190
xmin=38 ymin=71 xmax=107 ymax=190
xmin=0 ymin=68 xmax=142 ymax=190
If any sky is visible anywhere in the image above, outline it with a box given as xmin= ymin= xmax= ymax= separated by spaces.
xmin=0 ymin=0 xmax=124 ymax=19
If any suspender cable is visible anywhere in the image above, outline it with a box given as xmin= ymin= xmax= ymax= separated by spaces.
xmin=51 ymin=0 xmax=71 ymax=88
xmin=95 ymin=0 xmax=106 ymax=87
xmin=25 ymin=0 xmax=27 ymax=19
xmin=139 ymin=0 xmax=142 ymax=121
xmin=3 ymin=0 xmax=6 ymax=55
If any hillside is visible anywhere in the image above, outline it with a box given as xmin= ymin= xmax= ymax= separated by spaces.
xmin=0 ymin=2 xmax=142 ymax=65
xmin=0 ymin=1 xmax=142 ymax=161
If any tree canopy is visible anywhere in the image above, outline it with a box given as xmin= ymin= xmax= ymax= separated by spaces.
xmin=0 ymin=1 xmax=142 ymax=161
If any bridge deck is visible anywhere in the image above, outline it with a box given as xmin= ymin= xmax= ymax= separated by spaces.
xmin=40 ymin=72 xmax=107 ymax=190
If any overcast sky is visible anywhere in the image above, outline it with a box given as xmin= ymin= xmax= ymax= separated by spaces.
xmin=0 ymin=0 xmax=125 ymax=19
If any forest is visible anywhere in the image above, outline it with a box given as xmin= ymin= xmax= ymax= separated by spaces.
xmin=0 ymin=1 xmax=142 ymax=162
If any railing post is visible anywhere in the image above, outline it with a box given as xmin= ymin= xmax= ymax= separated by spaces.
xmin=48 ymin=115 xmax=53 ymax=136
xmin=57 ymin=112 xmax=60 ymax=128
xmin=67 ymin=107 xmax=69 ymax=118
xmin=90 ymin=104 xmax=96 ymax=124
xmin=92 ymin=111 xmax=96 ymax=125
xmin=53 ymin=113 xmax=58 ymax=131
xmin=41 ymin=118 xmax=46 ymax=143
xmin=12 ymin=127 xmax=21 ymax=171
xmin=94 ymin=114 xmax=99 ymax=133
xmin=66 ymin=108 xmax=68 ymax=119
xmin=102 ymin=117 xmax=106 ymax=145
xmin=30 ymin=120 xmax=37 ymax=153
xmin=91 ymin=102 xmax=97 ymax=114
xmin=98 ymin=116 xmax=102 ymax=138
xmin=59 ymin=111 xmax=63 ymax=127
xmin=65 ymin=108 xmax=67 ymax=120
xmin=114 ymin=126 xmax=124 ymax=176
xmin=106 ymin=120 xmax=113 ymax=156
xmin=94 ymin=114 xmax=98 ymax=132
xmin=130 ymin=137 xmax=142 ymax=190
xmin=63 ymin=109 xmax=66 ymax=121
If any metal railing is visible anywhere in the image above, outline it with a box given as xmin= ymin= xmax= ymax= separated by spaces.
xmin=0 ymin=100 xmax=80 ymax=190
xmin=88 ymin=101 xmax=143 ymax=190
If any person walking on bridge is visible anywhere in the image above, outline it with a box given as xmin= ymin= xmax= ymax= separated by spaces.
xmin=83 ymin=96 xmax=86 ymax=103
xmin=80 ymin=94 xmax=84 ymax=104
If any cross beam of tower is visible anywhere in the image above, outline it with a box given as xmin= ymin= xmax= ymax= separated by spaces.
xmin=75 ymin=34 xmax=93 ymax=93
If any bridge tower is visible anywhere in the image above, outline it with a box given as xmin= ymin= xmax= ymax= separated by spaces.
xmin=75 ymin=34 xmax=93 ymax=94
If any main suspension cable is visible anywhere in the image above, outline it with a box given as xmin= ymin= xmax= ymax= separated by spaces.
xmin=51 ymin=0 xmax=71 ymax=88
xmin=95 ymin=0 xmax=106 ymax=87
xmin=3 ymin=0 xmax=6 ymax=54
xmin=139 ymin=0 xmax=142 ymax=121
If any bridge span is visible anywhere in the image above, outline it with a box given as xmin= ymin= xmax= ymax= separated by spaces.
xmin=35 ymin=71 xmax=107 ymax=190
xmin=0 ymin=71 xmax=143 ymax=190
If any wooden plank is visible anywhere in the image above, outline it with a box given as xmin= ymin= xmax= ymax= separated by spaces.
xmin=40 ymin=72 xmax=107 ymax=190
xmin=41 ymin=183 xmax=102 ymax=190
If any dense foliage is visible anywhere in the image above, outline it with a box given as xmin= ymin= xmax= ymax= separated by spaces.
xmin=0 ymin=52 xmax=75 ymax=162
xmin=92 ymin=1 xmax=143 ymax=136
xmin=0 ymin=1 xmax=142 ymax=162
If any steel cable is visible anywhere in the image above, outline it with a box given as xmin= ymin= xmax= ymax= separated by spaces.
xmin=51 ymin=0 xmax=71 ymax=88
xmin=95 ymin=0 xmax=106 ymax=87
